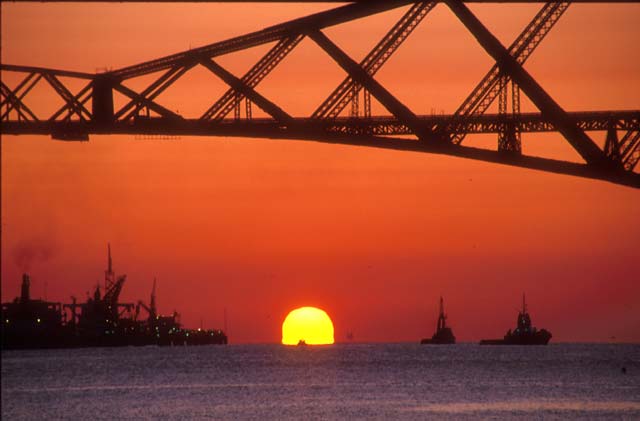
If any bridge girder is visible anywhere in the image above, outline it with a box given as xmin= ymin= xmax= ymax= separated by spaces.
xmin=1 ymin=0 xmax=638 ymax=187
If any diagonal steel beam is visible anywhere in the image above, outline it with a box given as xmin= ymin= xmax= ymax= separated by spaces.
xmin=0 ymin=72 xmax=36 ymax=109
xmin=112 ymin=0 xmax=413 ymax=80
xmin=1 ymin=80 xmax=39 ymax=121
xmin=444 ymin=0 xmax=607 ymax=166
xmin=622 ymin=131 xmax=640 ymax=171
xmin=451 ymin=2 xmax=570 ymax=144
xmin=42 ymin=74 xmax=92 ymax=121
xmin=112 ymin=83 xmax=183 ymax=120
xmin=200 ymin=58 xmax=293 ymax=124
xmin=49 ymin=82 xmax=93 ymax=121
xmin=1 ymin=73 xmax=42 ymax=120
xmin=201 ymin=35 xmax=304 ymax=121
xmin=121 ymin=65 xmax=195 ymax=121
xmin=113 ymin=65 xmax=187 ymax=121
xmin=308 ymin=29 xmax=432 ymax=141
xmin=42 ymin=74 xmax=87 ymax=120
xmin=620 ymin=128 xmax=640 ymax=160
xmin=200 ymin=38 xmax=293 ymax=121
xmin=313 ymin=1 xmax=437 ymax=120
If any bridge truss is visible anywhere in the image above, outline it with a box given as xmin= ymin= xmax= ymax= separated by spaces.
xmin=1 ymin=0 xmax=639 ymax=187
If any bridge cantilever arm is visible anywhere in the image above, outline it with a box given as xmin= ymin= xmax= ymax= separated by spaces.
xmin=111 ymin=0 xmax=413 ymax=80
xmin=307 ymin=29 xmax=434 ymax=142
xmin=1 ymin=64 xmax=94 ymax=80
xmin=444 ymin=0 xmax=608 ymax=167
xmin=200 ymin=58 xmax=293 ymax=125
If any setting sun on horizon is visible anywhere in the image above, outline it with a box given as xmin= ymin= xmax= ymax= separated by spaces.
xmin=282 ymin=307 xmax=335 ymax=345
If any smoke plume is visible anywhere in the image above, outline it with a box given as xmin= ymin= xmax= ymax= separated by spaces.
xmin=13 ymin=242 xmax=56 ymax=273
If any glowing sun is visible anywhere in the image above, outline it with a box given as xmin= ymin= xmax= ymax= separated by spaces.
xmin=282 ymin=307 xmax=335 ymax=345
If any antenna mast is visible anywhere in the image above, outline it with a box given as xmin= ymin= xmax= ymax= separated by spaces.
xmin=150 ymin=277 xmax=157 ymax=319
xmin=105 ymin=243 xmax=115 ymax=292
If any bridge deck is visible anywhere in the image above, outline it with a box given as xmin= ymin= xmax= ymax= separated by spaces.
xmin=3 ymin=111 xmax=638 ymax=137
xmin=5 ymin=115 xmax=638 ymax=189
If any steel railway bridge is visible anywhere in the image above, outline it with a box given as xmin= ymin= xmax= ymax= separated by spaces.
xmin=2 ymin=0 xmax=639 ymax=187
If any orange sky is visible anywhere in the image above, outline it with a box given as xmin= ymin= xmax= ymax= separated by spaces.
xmin=1 ymin=2 xmax=639 ymax=343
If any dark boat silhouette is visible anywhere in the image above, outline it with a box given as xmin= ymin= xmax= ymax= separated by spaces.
xmin=1 ymin=244 xmax=227 ymax=349
xmin=421 ymin=297 xmax=455 ymax=344
xmin=297 ymin=339 xmax=307 ymax=346
xmin=480 ymin=294 xmax=552 ymax=345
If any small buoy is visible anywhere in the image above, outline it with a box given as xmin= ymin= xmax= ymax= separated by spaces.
xmin=622 ymin=367 xmax=627 ymax=374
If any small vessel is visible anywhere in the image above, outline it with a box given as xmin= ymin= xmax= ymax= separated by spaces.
xmin=480 ymin=294 xmax=552 ymax=345
xmin=421 ymin=297 xmax=455 ymax=344
xmin=297 ymin=339 xmax=307 ymax=346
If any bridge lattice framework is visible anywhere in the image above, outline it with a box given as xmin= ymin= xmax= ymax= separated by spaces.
xmin=1 ymin=0 xmax=639 ymax=187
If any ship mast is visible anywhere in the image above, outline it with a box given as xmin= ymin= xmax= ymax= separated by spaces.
xmin=437 ymin=296 xmax=447 ymax=331
xmin=21 ymin=273 xmax=31 ymax=303
xmin=105 ymin=243 xmax=115 ymax=292
xmin=150 ymin=277 xmax=157 ymax=320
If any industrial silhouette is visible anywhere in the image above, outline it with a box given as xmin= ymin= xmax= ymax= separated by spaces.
xmin=2 ymin=0 xmax=638 ymax=187
xmin=1 ymin=244 xmax=227 ymax=349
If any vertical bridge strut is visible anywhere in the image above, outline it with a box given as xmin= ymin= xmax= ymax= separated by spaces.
xmin=497 ymin=76 xmax=522 ymax=154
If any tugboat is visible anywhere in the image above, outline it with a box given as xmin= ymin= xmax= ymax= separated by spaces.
xmin=421 ymin=297 xmax=455 ymax=344
xmin=480 ymin=294 xmax=552 ymax=345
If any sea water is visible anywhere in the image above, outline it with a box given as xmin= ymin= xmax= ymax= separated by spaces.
xmin=2 ymin=343 xmax=639 ymax=419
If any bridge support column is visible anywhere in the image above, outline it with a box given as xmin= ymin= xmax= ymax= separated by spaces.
xmin=498 ymin=124 xmax=521 ymax=154
xmin=92 ymin=76 xmax=114 ymax=126
xmin=497 ymin=77 xmax=521 ymax=154
xmin=604 ymin=122 xmax=620 ymax=162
